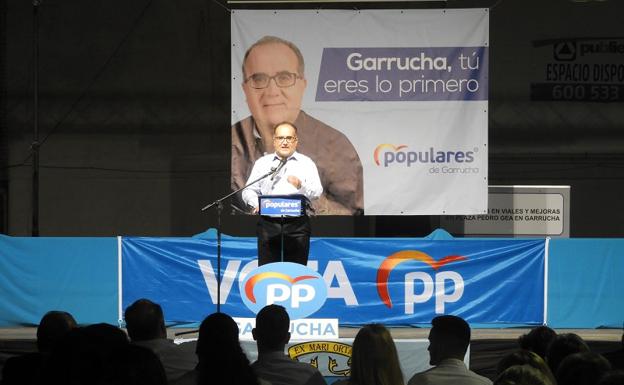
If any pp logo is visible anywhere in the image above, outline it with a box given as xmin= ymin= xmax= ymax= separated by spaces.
xmin=239 ymin=262 xmax=328 ymax=320
xmin=376 ymin=250 xmax=466 ymax=314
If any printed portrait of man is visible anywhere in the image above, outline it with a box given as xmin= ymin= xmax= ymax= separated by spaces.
xmin=231 ymin=35 xmax=364 ymax=215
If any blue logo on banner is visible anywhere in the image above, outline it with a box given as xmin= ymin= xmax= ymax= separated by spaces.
xmin=239 ymin=262 xmax=328 ymax=320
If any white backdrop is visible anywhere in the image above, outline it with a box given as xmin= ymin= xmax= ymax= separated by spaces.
xmin=232 ymin=9 xmax=489 ymax=215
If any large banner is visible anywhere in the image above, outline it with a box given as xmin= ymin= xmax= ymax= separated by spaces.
xmin=121 ymin=237 xmax=545 ymax=325
xmin=231 ymin=9 xmax=489 ymax=215
xmin=5 ymin=235 xmax=624 ymax=328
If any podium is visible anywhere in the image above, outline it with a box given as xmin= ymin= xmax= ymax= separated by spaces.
xmin=258 ymin=195 xmax=308 ymax=263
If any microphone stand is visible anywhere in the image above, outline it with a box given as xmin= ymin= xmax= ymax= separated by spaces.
xmin=200 ymin=165 xmax=282 ymax=313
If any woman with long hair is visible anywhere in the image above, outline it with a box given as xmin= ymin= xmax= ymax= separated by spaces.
xmin=336 ymin=323 xmax=404 ymax=385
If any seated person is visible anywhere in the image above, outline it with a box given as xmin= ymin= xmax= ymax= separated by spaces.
xmin=124 ymin=298 xmax=197 ymax=382
xmin=407 ymin=315 xmax=492 ymax=385
xmin=251 ymin=304 xmax=326 ymax=385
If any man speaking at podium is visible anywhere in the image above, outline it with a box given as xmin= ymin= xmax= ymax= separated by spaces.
xmin=242 ymin=122 xmax=322 ymax=266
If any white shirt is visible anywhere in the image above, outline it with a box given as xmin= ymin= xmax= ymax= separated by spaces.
xmin=242 ymin=151 xmax=323 ymax=209
xmin=407 ymin=358 xmax=492 ymax=385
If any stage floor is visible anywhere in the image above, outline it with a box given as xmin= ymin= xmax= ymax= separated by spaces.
xmin=1 ymin=327 xmax=621 ymax=381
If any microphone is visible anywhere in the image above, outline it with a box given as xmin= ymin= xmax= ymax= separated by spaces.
xmin=270 ymin=157 xmax=288 ymax=180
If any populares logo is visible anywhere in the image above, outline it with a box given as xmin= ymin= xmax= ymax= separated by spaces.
xmin=239 ymin=262 xmax=328 ymax=320
xmin=374 ymin=144 xmax=476 ymax=167
xmin=374 ymin=144 xmax=407 ymax=165
xmin=376 ymin=250 xmax=467 ymax=314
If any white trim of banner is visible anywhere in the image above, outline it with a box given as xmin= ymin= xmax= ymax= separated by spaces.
xmin=117 ymin=236 xmax=123 ymax=327
xmin=544 ymin=237 xmax=550 ymax=325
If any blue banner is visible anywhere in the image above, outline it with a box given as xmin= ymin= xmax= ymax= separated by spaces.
xmin=0 ymin=235 xmax=118 ymax=326
xmin=548 ymin=238 xmax=624 ymax=328
xmin=122 ymin=236 xmax=545 ymax=325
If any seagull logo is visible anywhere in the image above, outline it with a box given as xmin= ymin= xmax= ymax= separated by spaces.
xmin=376 ymin=250 xmax=467 ymax=308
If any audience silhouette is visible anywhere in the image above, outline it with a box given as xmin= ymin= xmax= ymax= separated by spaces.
xmin=556 ymin=351 xmax=611 ymax=385
xmin=518 ymin=326 xmax=557 ymax=360
xmin=1 ymin=311 xmax=76 ymax=385
xmin=251 ymin=304 xmax=326 ymax=385
xmin=407 ymin=315 xmax=492 ymax=385
xmin=546 ymin=333 xmax=590 ymax=375
xmin=3 ymin=309 xmax=624 ymax=385
xmin=45 ymin=322 xmax=129 ymax=384
xmin=334 ymin=323 xmax=404 ymax=385
xmin=173 ymin=312 xmax=263 ymax=385
xmin=102 ymin=344 xmax=168 ymax=385
xmin=494 ymin=364 xmax=555 ymax=385
xmin=495 ymin=350 xmax=556 ymax=385
xmin=124 ymin=298 xmax=197 ymax=382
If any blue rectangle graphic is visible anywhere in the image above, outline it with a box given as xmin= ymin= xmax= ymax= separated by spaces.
xmin=315 ymin=47 xmax=489 ymax=102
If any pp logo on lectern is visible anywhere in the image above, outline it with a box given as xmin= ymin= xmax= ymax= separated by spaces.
xmin=239 ymin=262 xmax=328 ymax=320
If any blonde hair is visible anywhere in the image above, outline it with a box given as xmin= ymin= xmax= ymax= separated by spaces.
xmin=349 ymin=324 xmax=404 ymax=385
